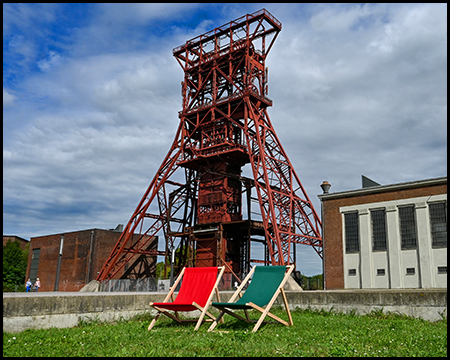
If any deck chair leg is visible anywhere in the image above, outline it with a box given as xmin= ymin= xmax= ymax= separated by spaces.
xmin=214 ymin=288 xmax=224 ymax=323
xmin=280 ymin=288 xmax=293 ymax=326
xmin=208 ymin=310 xmax=226 ymax=332
xmin=251 ymin=302 xmax=272 ymax=333
xmin=248 ymin=302 xmax=289 ymax=326
xmin=194 ymin=316 xmax=206 ymax=331
xmin=194 ymin=315 xmax=205 ymax=331
xmin=244 ymin=309 xmax=250 ymax=322
xmin=193 ymin=302 xmax=210 ymax=331
xmin=252 ymin=307 xmax=270 ymax=333
xmin=150 ymin=305 xmax=183 ymax=326
xmin=148 ymin=312 xmax=161 ymax=330
xmin=250 ymin=289 xmax=283 ymax=332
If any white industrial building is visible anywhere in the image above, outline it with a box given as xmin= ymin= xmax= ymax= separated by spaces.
xmin=319 ymin=176 xmax=447 ymax=290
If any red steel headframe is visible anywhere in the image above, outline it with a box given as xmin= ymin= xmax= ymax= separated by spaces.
xmin=97 ymin=9 xmax=322 ymax=281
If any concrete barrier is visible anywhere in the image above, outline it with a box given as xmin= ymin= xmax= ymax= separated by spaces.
xmin=3 ymin=289 xmax=446 ymax=333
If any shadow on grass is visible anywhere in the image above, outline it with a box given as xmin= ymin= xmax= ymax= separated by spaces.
xmin=146 ymin=307 xmax=293 ymax=333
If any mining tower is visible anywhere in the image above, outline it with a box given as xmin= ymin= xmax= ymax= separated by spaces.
xmin=97 ymin=9 xmax=323 ymax=286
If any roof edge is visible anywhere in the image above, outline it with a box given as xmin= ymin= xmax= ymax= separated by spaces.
xmin=318 ymin=176 xmax=447 ymax=201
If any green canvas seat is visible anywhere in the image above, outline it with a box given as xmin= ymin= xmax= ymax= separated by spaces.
xmin=208 ymin=265 xmax=294 ymax=332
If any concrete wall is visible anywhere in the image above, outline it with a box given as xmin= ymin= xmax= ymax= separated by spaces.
xmin=3 ymin=289 xmax=446 ymax=333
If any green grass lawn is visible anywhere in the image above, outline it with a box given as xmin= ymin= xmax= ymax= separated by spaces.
xmin=3 ymin=308 xmax=447 ymax=357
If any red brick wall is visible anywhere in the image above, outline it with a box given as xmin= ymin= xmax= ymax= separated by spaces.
xmin=26 ymin=229 xmax=157 ymax=292
xmin=323 ymin=183 xmax=447 ymax=290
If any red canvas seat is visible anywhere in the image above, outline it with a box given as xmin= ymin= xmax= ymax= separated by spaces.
xmin=149 ymin=266 xmax=225 ymax=331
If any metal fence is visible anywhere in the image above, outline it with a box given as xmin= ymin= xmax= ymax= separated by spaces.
xmin=97 ymin=273 xmax=311 ymax=292
xmin=98 ymin=273 xmax=244 ymax=293
xmin=99 ymin=278 xmax=158 ymax=292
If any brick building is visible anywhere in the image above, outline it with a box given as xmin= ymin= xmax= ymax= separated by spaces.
xmin=26 ymin=227 xmax=157 ymax=292
xmin=3 ymin=235 xmax=30 ymax=251
xmin=319 ymin=176 xmax=447 ymax=290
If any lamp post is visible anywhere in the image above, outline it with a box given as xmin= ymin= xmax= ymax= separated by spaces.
xmin=319 ymin=181 xmax=331 ymax=290
xmin=54 ymin=235 xmax=64 ymax=291
xmin=169 ymin=250 xmax=175 ymax=287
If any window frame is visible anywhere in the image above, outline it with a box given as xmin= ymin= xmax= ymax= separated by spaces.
xmin=344 ymin=211 xmax=360 ymax=253
xmin=371 ymin=208 xmax=387 ymax=251
xmin=429 ymin=201 xmax=447 ymax=248
xmin=398 ymin=205 xmax=418 ymax=250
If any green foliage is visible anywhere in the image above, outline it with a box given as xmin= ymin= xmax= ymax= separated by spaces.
xmin=155 ymin=261 xmax=169 ymax=279
xmin=301 ymin=273 xmax=323 ymax=290
xmin=3 ymin=307 xmax=447 ymax=357
xmin=3 ymin=240 xmax=29 ymax=292
xmin=155 ymin=245 xmax=194 ymax=279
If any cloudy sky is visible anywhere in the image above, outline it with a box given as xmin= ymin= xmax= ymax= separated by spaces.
xmin=3 ymin=3 xmax=447 ymax=276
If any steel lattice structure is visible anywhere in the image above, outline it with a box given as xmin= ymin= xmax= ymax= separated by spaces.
xmin=97 ymin=9 xmax=322 ymax=282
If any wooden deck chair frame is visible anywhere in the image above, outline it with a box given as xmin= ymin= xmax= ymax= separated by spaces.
xmin=208 ymin=265 xmax=294 ymax=333
xmin=149 ymin=266 xmax=225 ymax=331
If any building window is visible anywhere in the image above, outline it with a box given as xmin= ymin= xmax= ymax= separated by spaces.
xmin=399 ymin=206 xmax=417 ymax=249
xmin=437 ymin=266 xmax=447 ymax=274
xmin=429 ymin=202 xmax=447 ymax=248
xmin=377 ymin=269 xmax=385 ymax=276
xmin=348 ymin=269 xmax=357 ymax=276
xmin=29 ymin=248 xmax=41 ymax=282
xmin=406 ymin=267 xmax=415 ymax=275
xmin=344 ymin=212 xmax=359 ymax=253
xmin=371 ymin=209 xmax=387 ymax=251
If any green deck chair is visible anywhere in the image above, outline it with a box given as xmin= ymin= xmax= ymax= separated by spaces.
xmin=208 ymin=265 xmax=294 ymax=332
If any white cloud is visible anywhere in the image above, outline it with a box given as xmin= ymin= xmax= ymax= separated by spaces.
xmin=3 ymin=88 xmax=17 ymax=106
xmin=309 ymin=3 xmax=377 ymax=33
xmin=37 ymin=51 xmax=62 ymax=71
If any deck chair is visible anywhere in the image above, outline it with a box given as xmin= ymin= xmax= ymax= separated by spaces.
xmin=208 ymin=265 xmax=294 ymax=332
xmin=149 ymin=266 xmax=225 ymax=331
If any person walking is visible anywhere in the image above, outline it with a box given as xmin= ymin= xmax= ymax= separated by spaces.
xmin=26 ymin=279 xmax=32 ymax=292
xmin=34 ymin=278 xmax=41 ymax=292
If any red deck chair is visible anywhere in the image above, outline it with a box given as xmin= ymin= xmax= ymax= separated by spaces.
xmin=148 ymin=266 xmax=225 ymax=331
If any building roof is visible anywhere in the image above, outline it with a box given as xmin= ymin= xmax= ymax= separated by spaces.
xmin=30 ymin=225 xmax=124 ymax=239
xmin=3 ymin=235 xmax=30 ymax=242
xmin=318 ymin=176 xmax=447 ymax=201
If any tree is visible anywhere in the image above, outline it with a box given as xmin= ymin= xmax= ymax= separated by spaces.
xmin=155 ymin=261 xmax=170 ymax=279
xmin=3 ymin=240 xmax=29 ymax=292
xmin=155 ymin=245 xmax=195 ymax=279
xmin=300 ymin=273 xmax=324 ymax=290
xmin=309 ymin=273 xmax=324 ymax=290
